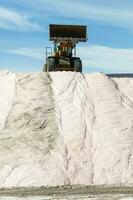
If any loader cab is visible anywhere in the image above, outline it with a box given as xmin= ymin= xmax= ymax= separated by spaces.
xmin=54 ymin=41 xmax=74 ymax=57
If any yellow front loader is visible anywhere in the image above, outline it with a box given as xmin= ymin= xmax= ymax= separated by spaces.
xmin=43 ymin=24 xmax=87 ymax=73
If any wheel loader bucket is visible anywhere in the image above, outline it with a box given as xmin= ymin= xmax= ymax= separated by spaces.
xmin=49 ymin=24 xmax=87 ymax=42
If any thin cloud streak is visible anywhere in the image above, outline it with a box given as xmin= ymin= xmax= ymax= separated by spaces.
xmin=4 ymin=45 xmax=133 ymax=73
xmin=0 ymin=6 xmax=43 ymax=31
xmin=77 ymin=45 xmax=133 ymax=72
xmin=29 ymin=0 xmax=133 ymax=32
xmin=5 ymin=48 xmax=44 ymax=60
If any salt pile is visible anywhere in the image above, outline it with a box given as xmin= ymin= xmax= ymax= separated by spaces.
xmin=0 ymin=71 xmax=133 ymax=187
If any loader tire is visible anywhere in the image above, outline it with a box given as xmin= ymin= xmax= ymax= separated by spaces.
xmin=47 ymin=57 xmax=56 ymax=72
xmin=74 ymin=59 xmax=82 ymax=73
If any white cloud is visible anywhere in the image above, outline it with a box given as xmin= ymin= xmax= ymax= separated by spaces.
xmin=5 ymin=48 xmax=44 ymax=60
xmin=0 ymin=6 xmax=43 ymax=31
xmin=77 ymin=45 xmax=133 ymax=73
xmin=4 ymin=45 xmax=133 ymax=73
xmin=1 ymin=1 xmax=132 ymax=32
xmin=30 ymin=0 xmax=133 ymax=32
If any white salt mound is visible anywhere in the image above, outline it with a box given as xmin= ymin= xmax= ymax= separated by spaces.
xmin=0 ymin=71 xmax=133 ymax=187
xmin=0 ymin=71 xmax=16 ymax=130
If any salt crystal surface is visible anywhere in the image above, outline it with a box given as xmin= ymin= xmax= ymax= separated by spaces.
xmin=0 ymin=71 xmax=133 ymax=187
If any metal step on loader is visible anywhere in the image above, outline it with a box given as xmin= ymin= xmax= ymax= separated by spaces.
xmin=43 ymin=24 xmax=87 ymax=73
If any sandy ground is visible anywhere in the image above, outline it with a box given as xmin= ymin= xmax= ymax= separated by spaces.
xmin=0 ymin=196 xmax=133 ymax=200
xmin=0 ymin=194 xmax=133 ymax=199
xmin=0 ymin=186 xmax=133 ymax=199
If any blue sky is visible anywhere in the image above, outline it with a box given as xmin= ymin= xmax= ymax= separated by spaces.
xmin=0 ymin=0 xmax=133 ymax=73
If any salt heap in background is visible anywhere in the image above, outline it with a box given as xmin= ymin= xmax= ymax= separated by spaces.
xmin=0 ymin=70 xmax=133 ymax=187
